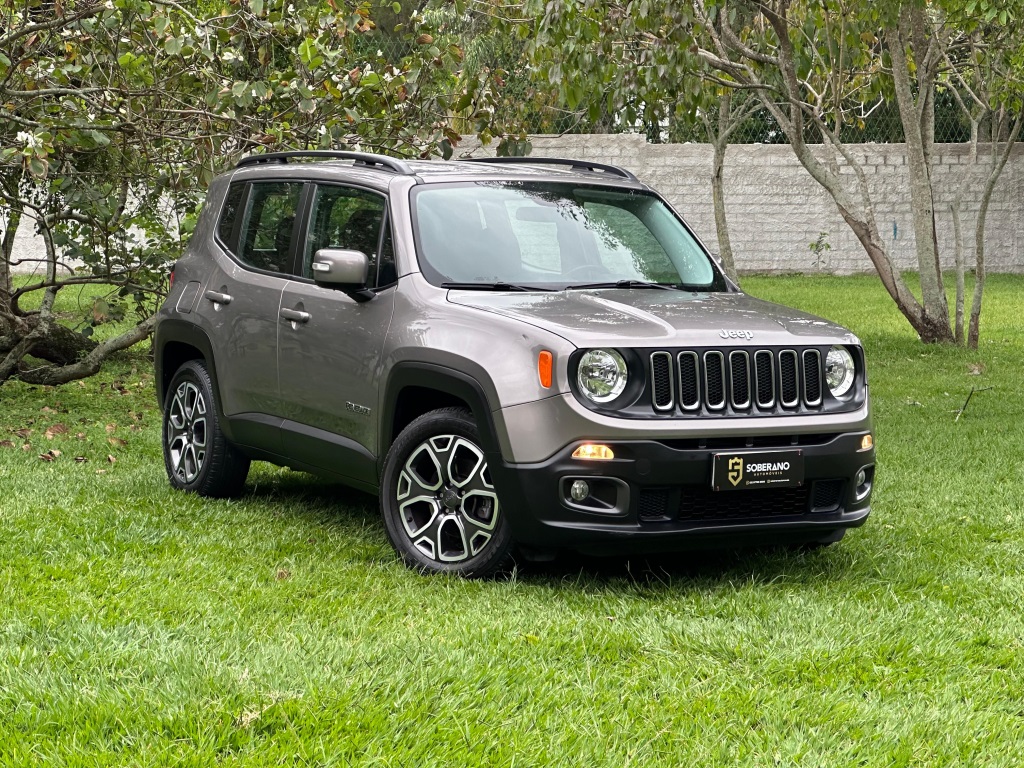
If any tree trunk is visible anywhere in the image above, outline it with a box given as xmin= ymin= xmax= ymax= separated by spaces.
xmin=885 ymin=20 xmax=952 ymax=341
xmin=968 ymin=118 xmax=1022 ymax=348
xmin=1 ymin=201 xmax=20 ymax=315
xmin=0 ymin=314 xmax=98 ymax=365
xmin=711 ymin=134 xmax=738 ymax=284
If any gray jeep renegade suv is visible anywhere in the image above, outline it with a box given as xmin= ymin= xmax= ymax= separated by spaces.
xmin=154 ymin=150 xmax=875 ymax=576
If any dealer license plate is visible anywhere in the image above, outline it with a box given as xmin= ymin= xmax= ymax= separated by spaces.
xmin=712 ymin=450 xmax=804 ymax=491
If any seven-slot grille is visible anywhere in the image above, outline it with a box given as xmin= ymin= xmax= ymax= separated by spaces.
xmin=649 ymin=347 xmax=828 ymax=415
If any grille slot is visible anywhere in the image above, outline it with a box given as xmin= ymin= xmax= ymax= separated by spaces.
xmin=677 ymin=485 xmax=810 ymax=522
xmin=704 ymin=352 xmax=726 ymax=410
xmin=650 ymin=352 xmax=674 ymax=411
xmin=754 ymin=350 xmax=775 ymax=408
xmin=811 ymin=479 xmax=844 ymax=511
xmin=677 ymin=352 xmax=700 ymax=410
xmin=637 ymin=490 xmax=671 ymax=521
xmin=729 ymin=351 xmax=751 ymax=409
xmin=779 ymin=350 xmax=799 ymax=407
xmin=803 ymin=349 xmax=823 ymax=406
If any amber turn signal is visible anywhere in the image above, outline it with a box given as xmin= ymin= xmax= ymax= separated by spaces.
xmin=860 ymin=434 xmax=874 ymax=451
xmin=572 ymin=444 xmax=615 ymax=460
xmin=538 ymin=350 xmax=553 ymax=388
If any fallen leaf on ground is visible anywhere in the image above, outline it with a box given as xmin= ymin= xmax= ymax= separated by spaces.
xmin=41 ymin=406 xmax=56 ymax=414
xmin=45 ymin=424 xmax=69 ymax=440
xmin=96 ymin=469 xmax=107 ymax=474
xmin=107 ymin=454 xmax=116 ymax=464
xmin=39 ymin=449 xmax=61 ymax=461
xmin=74 ymin=456 xmax=88 ymax=463
xmin=968 ymin=363 xmax=985 ymax=375
xmin=276 ymin=568 xmax=292 ymax=581
xmin=108 ymin=437 xmax=128 ymax=447
xmin=13 ymin=428 xmax=32 ymax=439
xmin=76 ymin=432 xmax=86 ymax=440
xmin=21 ymin=443 xmax=31 ymax=451
xmin=105 ymin=423 xmax=117 ymax=433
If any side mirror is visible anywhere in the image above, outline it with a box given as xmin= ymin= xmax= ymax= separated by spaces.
xmin=311 ymin=248 xmax=374 ymax=301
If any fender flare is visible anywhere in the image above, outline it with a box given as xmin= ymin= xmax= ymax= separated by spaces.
xmin=154 ymin=319 xmax=221 ymax=411
xmin=380 ymin=362 xmax=504 ymax=474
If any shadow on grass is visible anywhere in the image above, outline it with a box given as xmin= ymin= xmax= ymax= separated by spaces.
xmin=240 ymin=470 xmax=861 ymax=591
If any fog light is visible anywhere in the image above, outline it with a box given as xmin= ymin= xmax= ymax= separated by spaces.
xmin=572 ymin=444 xmax=615 ymax=460
xmin=860 ymin=434 xmax=873 ymax=451
xmin=570 ymin=480 xmax=590 ymax=501
xmin=855 ymin=469 xmax=867 ymax=487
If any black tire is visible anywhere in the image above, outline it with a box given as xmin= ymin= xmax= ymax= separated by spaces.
xmin=380 ymin=407 xmax=514 ymax=577
xmin=163 ymin=360 xmax=250 ymax=498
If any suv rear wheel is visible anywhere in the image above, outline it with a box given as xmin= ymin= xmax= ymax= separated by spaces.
xmin=163 ymin=360 xmax=250 ymax=497
xmin=381 ymin=408 xmax=513 ymax=577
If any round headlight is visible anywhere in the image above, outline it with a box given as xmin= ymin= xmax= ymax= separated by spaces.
xmin=825 ymin=346 xmax=856 ymax=398
xmin=577 ymin=349 xmax=628 ymax=404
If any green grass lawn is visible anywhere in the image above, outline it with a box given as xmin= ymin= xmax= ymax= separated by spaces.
xmin=2 ymin=275 xmax=1023 ymax=766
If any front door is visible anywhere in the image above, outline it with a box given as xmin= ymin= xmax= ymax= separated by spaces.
xmin=277 ymin=183 xmax=397 ymax=484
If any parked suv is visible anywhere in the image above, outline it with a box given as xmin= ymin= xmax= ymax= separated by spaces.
xmin=154 ymin=151 xmax=875 ymax=576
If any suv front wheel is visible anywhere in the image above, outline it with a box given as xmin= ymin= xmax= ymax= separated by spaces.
xmin=163 ymin=360 xmax=250 ymax=498
xmin=381 ymin=408 xmax=514 ymax=577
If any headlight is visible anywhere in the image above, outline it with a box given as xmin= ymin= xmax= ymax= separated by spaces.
xmin=825 ymin=346 xmax=856 ymax=398
xmin=577 ymin=349 xmax=628 ymax=403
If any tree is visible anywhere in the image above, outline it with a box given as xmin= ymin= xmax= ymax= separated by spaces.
xmin=522 ymin=0 xmax=1024 ymax=345
xmin=0 ymin=0 xmax=478 ymax=385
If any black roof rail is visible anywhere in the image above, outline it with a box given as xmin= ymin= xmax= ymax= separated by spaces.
xmin=236 ymin=150 xmax=414 ymax=175
xmin=461 ymin=156 xmax=639 ymax=182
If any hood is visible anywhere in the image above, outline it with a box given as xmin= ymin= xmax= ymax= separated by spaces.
xmin=446 ymin=289 xmax=858 ymax=347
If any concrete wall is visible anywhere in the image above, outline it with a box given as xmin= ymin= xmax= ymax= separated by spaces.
xmin=463 ymin=134 xmax=1024 ymax=274
xmin=8 ymin=134 xmax=1023 ymax=274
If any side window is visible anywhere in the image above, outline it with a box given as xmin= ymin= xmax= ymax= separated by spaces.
xmin=303 ymin=185 xmax=386 ymax=282
xmin=236 ymin=182 xmax=302 ymax=273
xmin=217 ymin=182 xmax=245 ymax=247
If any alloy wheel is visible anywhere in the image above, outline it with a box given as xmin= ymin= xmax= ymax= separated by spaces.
xmin=396 ymin=434 xmax=499 ymax=563
xmin=166 ymin=380 xmax=208 ymax=484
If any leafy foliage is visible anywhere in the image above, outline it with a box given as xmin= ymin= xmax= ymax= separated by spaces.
xmin=0 ymin=0 xmax=504 ymax=384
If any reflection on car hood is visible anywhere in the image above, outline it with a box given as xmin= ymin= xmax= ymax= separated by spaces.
xmin=446 ymin=289 xmax=858 ymax=347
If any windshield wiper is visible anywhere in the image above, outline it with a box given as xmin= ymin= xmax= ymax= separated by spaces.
xmin=441 ymin=281 xmax=553 ymax=292
xmin=565 ymin=280 xmax=679 ymax=291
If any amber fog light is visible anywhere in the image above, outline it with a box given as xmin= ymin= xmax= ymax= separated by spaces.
xmin=572 ymin=444 xmax=615 ymax=460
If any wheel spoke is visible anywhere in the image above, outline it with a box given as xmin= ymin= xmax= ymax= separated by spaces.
xmin=404 ymin=443 xmax=443 ymax=493
xmin=436 ymin=515 xmax=469 ymax=562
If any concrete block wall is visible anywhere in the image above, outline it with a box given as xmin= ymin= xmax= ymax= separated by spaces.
xmin=461 ymin=134 xmax=1024 ymax=274
xmin=7 ymin=135 xmax=1023 ymax=274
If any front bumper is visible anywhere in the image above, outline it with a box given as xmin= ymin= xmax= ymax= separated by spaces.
xmin=488 ymin=431 xmax=874 ymax=555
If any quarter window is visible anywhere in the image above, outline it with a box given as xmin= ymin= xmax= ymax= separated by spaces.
xmin=236 ymin=182 xmax=303 ymax=273
xmin=217 ymin=182 xmax=245 ymax=247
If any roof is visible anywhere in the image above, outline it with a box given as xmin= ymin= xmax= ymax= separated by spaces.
xmin=232 ymin=151 xmax=642 ymax=186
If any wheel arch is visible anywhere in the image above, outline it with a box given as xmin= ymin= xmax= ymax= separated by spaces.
xmin=155 ymin=320 xmax=221 ymax=411
xmin=380 ymin=362 xmax=503 ymax=477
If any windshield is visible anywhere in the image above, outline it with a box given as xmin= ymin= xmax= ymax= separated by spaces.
xmin=412 ymin=182 xmax=726 ymax=291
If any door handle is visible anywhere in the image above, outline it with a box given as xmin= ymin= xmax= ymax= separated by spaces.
xmin=280 ymin=308 xmax=311 ymax=324
xmin=204 ymin=290 xmax=233 ymax=305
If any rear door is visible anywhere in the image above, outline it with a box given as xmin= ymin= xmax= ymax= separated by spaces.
xmin=277 ymin=182 xmax=398 ymax=484
xmin=199 ymin=179 xmax=303 ymax=450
